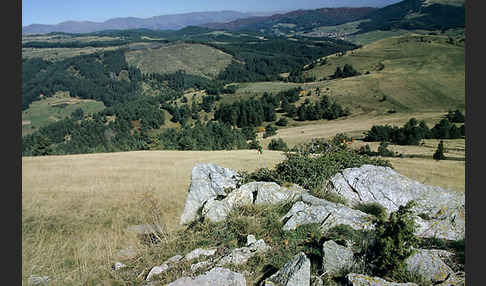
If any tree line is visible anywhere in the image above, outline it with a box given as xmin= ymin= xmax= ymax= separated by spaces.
xmin=364 ymin=116 xmax=465 ymax=145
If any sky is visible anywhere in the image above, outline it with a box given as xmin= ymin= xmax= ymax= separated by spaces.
xmin=22 ymin=0 xmax=401 ymax=27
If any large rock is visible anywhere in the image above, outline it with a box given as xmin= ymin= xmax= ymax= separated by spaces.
xmin=322 ymin=240 xmax=355 ymax=275
xmin=28 ymin=275 xmax=49 ymax=286
xmin=346 ymin=273 xmax=418 ymax=286
xmin=180 ymin=164 xmax=240 ymax=225
xmin=202 ymin=185 xmax=253 ymax=223
xmin=264 ymin=252 xmax=311 ymax=286
xmin=184 ymin=248 xmax=217 ymax=261
xmin=405 ymin=249 xmax=455 ymax=283
xmin=217 ymin=239 xmax=271 ymax=266
xmin=255 ymin=182 xmax=307 ymax=205
xmin=146 ymin=255 xmax=184 ymax=281
xmin=328 ymin=165 xmax=465 ymax=240
xmin=167 ymin=267 xmax=246 ymax=286
xmin=281 ymin=194 xmax=374 ymax=232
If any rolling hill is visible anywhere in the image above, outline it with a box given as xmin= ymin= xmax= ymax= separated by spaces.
xmin=200 ymin=7 xmax=379 ymax=35
xmin=199 ymin=0 xmax=465 ymax=42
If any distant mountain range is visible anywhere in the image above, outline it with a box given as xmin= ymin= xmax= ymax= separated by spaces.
xmin=22 ymin=11 xmax=280 ymax=34
xmin=22 ymin=0 xmax=465 ymax=35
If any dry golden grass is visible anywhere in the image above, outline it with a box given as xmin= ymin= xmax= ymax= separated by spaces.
xmin=22 ymin=150 xmax=285 ymax=284
xmin=22 ymin=140 xmax=466 ymax=284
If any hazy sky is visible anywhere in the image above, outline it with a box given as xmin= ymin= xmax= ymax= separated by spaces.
xmin=22 ymin=0 xmax=401 ymax=26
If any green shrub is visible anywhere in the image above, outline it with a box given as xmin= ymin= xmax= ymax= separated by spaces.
xmin=355 ymin=202 xmax=387 ymax=220
xmin=242 ymin=135 xmax=392 ymax=192
xmin=275 ymin=117 xmax=288 ymax=127
xmin=368 ymin=201 xmax=419 ymax=279
xmin=263 ymin=124 xmax=277 ymax=138
xmin=268 ymin=138 xmax=288 ymax=151
xmin=377 ymin=141 xmax=396 ymax=157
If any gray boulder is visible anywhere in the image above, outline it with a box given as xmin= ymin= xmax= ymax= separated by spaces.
xmin=405 ymin=249 xmax=455 ymax=283
xmin=167 ymin=267 xmax=246 ymax=286
xmin=217 ymin=239 xmax=271 ymax=266
xmin=328 ymin=165 xmax=464 ymax=240
xmin=346 ymin=273 xmax=418 ymax=286
xmin=246 ymin=234 xmax=257 ymax=246
xmin=180 ymin=164 xmax=240 ymax=225
xmin=255 ymin=182 xmax=307 ymax=205
xmin=264 ymin=252 xmax=311 ymax=286
xmin=281 ymin=194 xmax=374 ymax=232
xmin=28 ymin=275 xmax=49 ymax=286
xmin=190 ymin=260 xmax=212 ymax=272
xmin=202 ymin=185 xmax=253 ymax=222
xmin=202 ymin=182 xmax=307 ymax=223
xmin=146 ymin=255 xmax=184 ymax=281
xmin=184 ymin=248 xmax=217 ymax=261
xmin=322 ymin=240 xmax=355 ymax=275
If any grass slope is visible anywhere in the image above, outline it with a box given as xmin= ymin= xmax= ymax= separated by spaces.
xmin=125 ymin=42 xmax=233 ymax=79
xmin=303 ymin=34 xmax=464 ymax=114
xmin=22 ymin=145 xmax=464 ymax=284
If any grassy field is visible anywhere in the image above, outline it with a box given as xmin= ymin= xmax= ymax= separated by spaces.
xmin=300 ymin=34 xmax=464 ymax=114
xmin=21 ymin=46 xmax=122 ymax=61
xmin=22 ymin=91 xmax=105 ymax=136
xmin=22 ymin=138 xmax=465 ymax=284
xmin=22 ymin=150 xmax=285 ymax=284
xmin=125 ymin=42 xmax=233 ymax=79
xmin=22 ymin=34 xmax=121 ymax=44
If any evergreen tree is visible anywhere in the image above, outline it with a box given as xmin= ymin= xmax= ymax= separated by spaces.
xmin=370 ymin=201 xmax=418 ymax=278
xmin=433 ymin=140 xmax=446 ymax=160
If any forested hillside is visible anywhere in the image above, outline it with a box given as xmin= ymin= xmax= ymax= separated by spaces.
xmin=21 ymin=28 xmax=358 ymax=156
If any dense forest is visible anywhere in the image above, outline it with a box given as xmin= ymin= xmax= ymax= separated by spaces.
xmin=209 ymin=37 xmax=358 ymax=82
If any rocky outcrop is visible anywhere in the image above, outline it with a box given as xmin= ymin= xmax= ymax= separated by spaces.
xmin=328 ymin=165 xmax=464 ymax=240
xmin=146 ymin=255 xmax=183 ymax=281
xmin=28 ymin=275 xmax=49 ymax=286
xmin=217 ymin=238 xmax=271 ymax=266
xmin=281 ymin=193 xmax=374 ymax=232
xmin=202 ymin=184 xmax=254 ymax=223
xmin=322 ymin=240 xmax=355 ymax=275
xmin=405 ymin=249 xmax=455 ymax=283
xmin=180 ymin=164 xmax=308 ymax=224
xmin=264 ymin=252 xmax=311 ymax=286
xmin=255 ymin=182 xmax=307 ymax=205
xmin=346 ymin=273 xmax=418 ymax=286
xmin=180 ymin=164 xmax=240 ymax=225
xmin=167 ymin=267 xmax=246 ymax=286
xmin=184 ymin=248 xmax=217 ymax=261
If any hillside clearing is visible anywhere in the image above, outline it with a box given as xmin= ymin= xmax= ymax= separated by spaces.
xmin=22 ymin=92 xmax=105 ymax=136
xmin=125 ymin=42 xmax=233 ymax=78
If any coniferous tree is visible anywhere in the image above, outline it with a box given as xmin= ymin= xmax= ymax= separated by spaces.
xmin=433 ymin=140 xmax=446 ymax=160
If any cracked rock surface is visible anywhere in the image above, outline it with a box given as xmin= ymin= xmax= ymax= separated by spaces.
xmin=328 ymin=165 xmax=464 ymax=240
